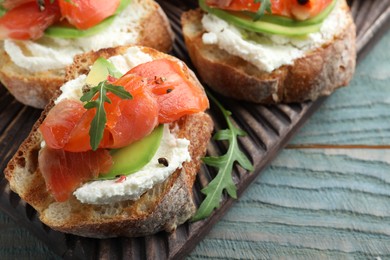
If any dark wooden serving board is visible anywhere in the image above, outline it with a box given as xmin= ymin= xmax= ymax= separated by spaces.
xmin=0 ymin=0 xmax=389 ymax=259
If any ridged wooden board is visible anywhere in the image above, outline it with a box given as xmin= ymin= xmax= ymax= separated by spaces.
xmin=191 ymin=149 xmax=390 ymax=258
xmin=0 ymin=0 xmax=389 ymax=259
xmin=289 ymin=22 xmax=390 ymax=147
xmin=188 ymin=23 xmax=390 ymax=259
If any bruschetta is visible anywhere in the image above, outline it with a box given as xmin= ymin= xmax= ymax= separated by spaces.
xmin=182 ymin=0 xmax=356 ymax=103
xmin=4 ymin=45 xmax=213 ymax=238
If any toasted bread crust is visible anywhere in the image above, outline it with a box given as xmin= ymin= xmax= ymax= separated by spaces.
xmin=0 ymin=45 xmax=65 ymax=109
xmin=181 ymin=1 xmax=356 ymax=103
xmin=4 ymin=46 xmax=213 ymax=238
xmin=0 ymin=0 xmax=174 ymax=109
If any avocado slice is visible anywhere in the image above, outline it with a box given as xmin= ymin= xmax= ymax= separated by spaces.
xmin=199 ymin=0 xmax=336 ymax=36
xmin=86 ymin=57 xmax=122 ymax=86
xmin=99 ymin=124 xmax=164 ymax=180
xmin=44 ymin=0 xmax=131 ymax=39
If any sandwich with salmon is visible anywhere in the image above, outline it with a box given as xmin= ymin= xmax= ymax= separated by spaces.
xmin=0 ymin=0 xmax=174 ymax=108
xmin=181 ymin=0 xmax=356 ymax=103
xmin=4 ymin=45 xmax=213 ymax=238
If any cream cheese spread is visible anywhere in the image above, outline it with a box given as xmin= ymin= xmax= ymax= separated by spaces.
xmin=4 ymin=0 xmax=149 ymax=73
xmin=201 ymin=0 xmax=348 ymax=72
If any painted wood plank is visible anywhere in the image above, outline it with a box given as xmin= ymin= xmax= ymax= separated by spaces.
xmin=189 ymin=149 xmax=390 ymax=259
xmin=290 ymin=30 xmax=390 ymax=146
xmin=4 ymin=151 xmax=388 ymax=257
xmin=188 ymin=28 xmax=390 ymax=260
xmin=0 ymin=213 xmax=59 ymax=260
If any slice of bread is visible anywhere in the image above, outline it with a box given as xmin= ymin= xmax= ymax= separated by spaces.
xmin=4 ymin=45 xmax=213 ymax=238
xmin=0 ymin=0 xmax=174 ymax=109
xmin=181 ymin=0 xmax=356 ymax=103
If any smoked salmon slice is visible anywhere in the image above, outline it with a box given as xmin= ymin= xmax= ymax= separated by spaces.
xmin=39 ymin=99 xmax=86 ymax=150
xmin=39 ymin=146 xmax=112 ymax=202
xmin=206 ymin=0 xmax=333 ymax=20
xmin=1 ymin=0 xmax=35 ymax=10
xmin=0 ymin=0 xmax=60 ymax=40
xmin=129 ymin=58 xmax=209 ymax=123
xmin=58 ymin=0 xmax=120 ymax=30
xmin=0 ymin=0 xmax=121 ymax=40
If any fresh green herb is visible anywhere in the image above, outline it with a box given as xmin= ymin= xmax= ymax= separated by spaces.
xmin=80 ymin=78 xmax=132 ymax=151
xmin=253 ymin=0 xmax=272 ymax=21
xmin=192 ymin=92 xmax=254 ymax=221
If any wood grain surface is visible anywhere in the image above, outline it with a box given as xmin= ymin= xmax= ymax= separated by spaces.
xmin=0 ymin=0 xmax=389 ymax=259
xmin=289 ymin=35 xmax=390 ymax=147
xmin=188 ymin=23 xmax=390 ymax=260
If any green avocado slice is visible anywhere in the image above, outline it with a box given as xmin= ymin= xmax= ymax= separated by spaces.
xmin=199 ymin=0 xmax=336 ymax=36
xmin=99 ymin=125 xmax=164 ymax=180
xmin=44 ymin=0 xmax=131 ymax=39
xmin=85 ymin=57 xmax=122 ymax=85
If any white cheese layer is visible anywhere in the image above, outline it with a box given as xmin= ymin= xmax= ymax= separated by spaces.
xmin=107 ymin=46 xmax=153 ymax=75
xmin=4 ymin=0 xmax=149 ymax=73
xmin=54 ymin=75 xmax=86 ymax=104
xmin=74 ymin=124 xmax=191 ymax=204
xmin=201 ymin=0 xmax=348 ymax=72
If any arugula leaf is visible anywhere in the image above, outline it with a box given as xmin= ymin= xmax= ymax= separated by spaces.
xmin=253 ymin=0 xmax=272 ymax=21
xmin=192 ymin=92 xmax=254 ymax=221
xmin=80 ymin=80 xmax=132 ymax=151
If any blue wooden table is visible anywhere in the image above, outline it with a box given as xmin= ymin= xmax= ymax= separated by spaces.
xmin=0 ymin=27 xmax=389 ymax=260
xmin=189 ymin=27 xmax=390 ymax=259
